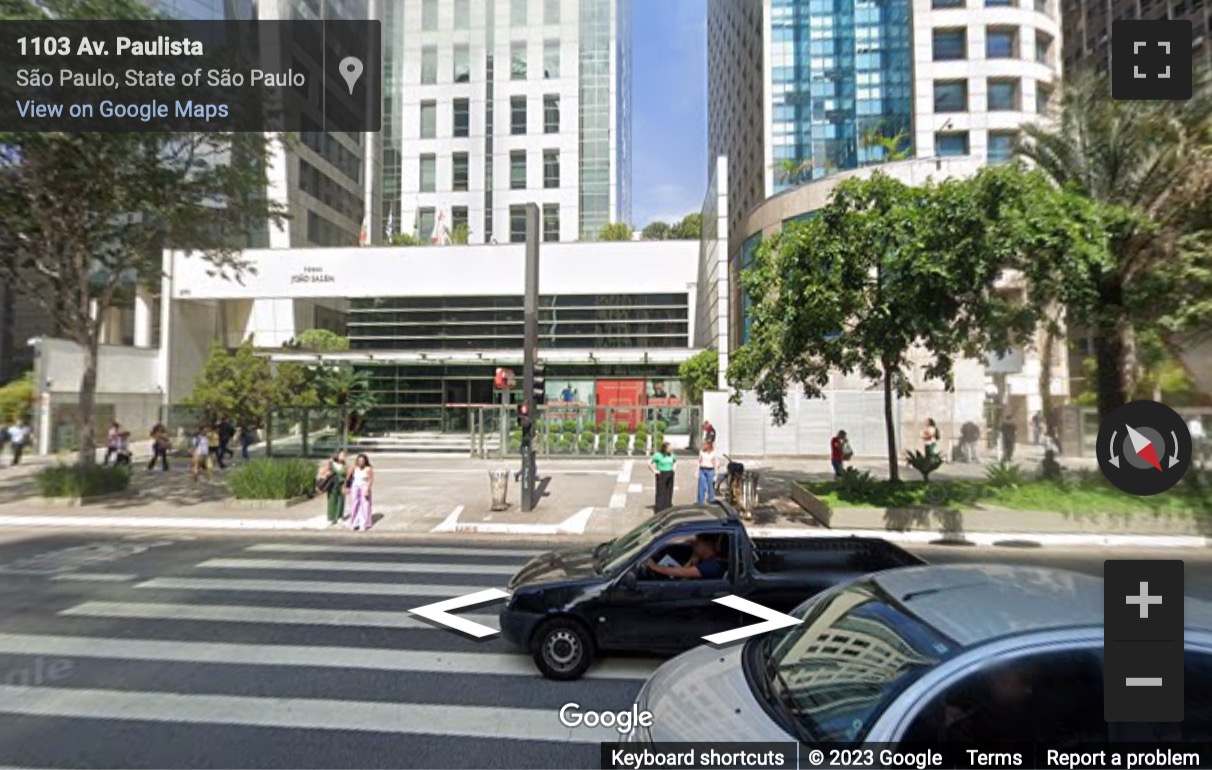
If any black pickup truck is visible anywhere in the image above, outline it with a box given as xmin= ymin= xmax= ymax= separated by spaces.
xmin=499 ymin=502 xmax=924 ymax=680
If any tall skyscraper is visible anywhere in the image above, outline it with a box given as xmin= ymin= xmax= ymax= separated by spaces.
xmin=1061 ymin=0 xmax=1211 ymax=73
xmin=383 ymin=0 xmax=632 ymax=245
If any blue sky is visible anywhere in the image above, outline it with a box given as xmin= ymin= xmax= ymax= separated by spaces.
xmin=629 ymin=0 xmax=707 ymax=228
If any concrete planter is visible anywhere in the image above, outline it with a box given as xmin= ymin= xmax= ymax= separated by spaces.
xmin=36 ymin=490 xmax=138 ymax=507
xmin=789 ymin=484 xmax=833 ymax=527
xmin=883 ymin=506 xmax=964 ymax=534
xmin=225 ymin=495 xmax=314 ymax=510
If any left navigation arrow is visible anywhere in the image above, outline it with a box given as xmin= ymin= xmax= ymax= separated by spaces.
xmin=702 ymin=595 xmax=802 ymax=645
xmin=409 ymin=588 xmax=511 ymax=638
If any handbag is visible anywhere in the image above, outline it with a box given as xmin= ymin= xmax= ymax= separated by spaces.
xmin=842 ymin=440 xmax=854 ymax=460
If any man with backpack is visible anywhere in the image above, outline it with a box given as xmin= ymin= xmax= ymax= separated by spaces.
xmin=830 ymin=430 xmax=852 ymax=479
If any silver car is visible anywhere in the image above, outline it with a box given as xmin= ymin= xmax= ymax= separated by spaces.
xmin=629 ymin=564 xmax=1212 ymax=745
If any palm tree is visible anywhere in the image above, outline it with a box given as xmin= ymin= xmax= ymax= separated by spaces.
xmin=859 ymin=126 xmax=911 ymax=165
xmin=318 ymin=366 xmax=378 ymax=435
xmin=1017 ymin=69 xmax=1212 ymax=418
xmin=776 ymin=158 xmax=813 ymax=186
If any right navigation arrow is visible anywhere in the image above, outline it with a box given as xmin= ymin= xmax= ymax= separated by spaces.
xmin=702 ymin=595 xmax=802 ymax=645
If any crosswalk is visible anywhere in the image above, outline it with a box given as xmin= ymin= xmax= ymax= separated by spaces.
xmin=0 ymin=540 xmax=665 ymax=768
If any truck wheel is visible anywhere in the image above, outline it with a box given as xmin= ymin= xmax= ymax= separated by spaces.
xmin=531 ymin=618 xmax=595 ymax=681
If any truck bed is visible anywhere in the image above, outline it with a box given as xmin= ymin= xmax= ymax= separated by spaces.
xmin=751 ymin=536 xmax=925 ymax=575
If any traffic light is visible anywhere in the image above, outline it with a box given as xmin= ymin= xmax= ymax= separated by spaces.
xmin=532 ymin=364 xmax=546 ymax=405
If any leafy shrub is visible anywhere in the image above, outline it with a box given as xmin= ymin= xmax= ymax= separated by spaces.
xmin=36 ymin=464 xmax=130 ymax=498
xmin=563 ymin=419 xmax=578 ymax=433
xmin=655 ymin=420 xmax=668 ymax=433
xmin=615 ymin=432 xmax=631 ymax=454
xmin=615 ymin=422 xmax=629 ymax=434
xmin=578 ymin=434 xmax=594 ymax=454
xmin=228 ymin=459 xmax=316 ymax=500
xmin=986 ymin=461 xmax=1024 ymax=488
xmin=1040 ymin=450 xmax=1064 ymax=481
xmin=905 ymin=450 xmax=944 ymax=482
xmin=837 ymin=468 xmax=878 ymax=499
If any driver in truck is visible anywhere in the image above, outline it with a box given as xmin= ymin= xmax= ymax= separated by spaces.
xmin=644 ymin=534 xmax=728 ymax=580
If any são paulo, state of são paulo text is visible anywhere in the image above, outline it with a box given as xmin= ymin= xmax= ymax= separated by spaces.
xmin=608 ymin=748 xmax=786 ymax=768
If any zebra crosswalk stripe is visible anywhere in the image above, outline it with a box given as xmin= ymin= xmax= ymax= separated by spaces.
xmin=195 ymin=558 xmax=518 ymax=576
xmin=244 ymin=543 xmax=545 ymax=558
xmin=135 ymin=576 xmax=492 ymax=598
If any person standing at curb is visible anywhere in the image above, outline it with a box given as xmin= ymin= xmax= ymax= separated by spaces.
xmin=696 ymin=440 xmax=719 ymax=505
xmin=921 ymin=418 xmax=939 ymax=457
xmin=148 ymin=423 xmax=171 ymax=472
xmin=8 ymin=419 xmax=30 ymax=466
xmin=239 ymin=423 xmax=257 ymax=461
xmin=190 ymin=426 xmax=212 ymax=482
xmin=1001 ymin=413 xmax=1018 ymax=462
xmin=830 ymin=430 xmax=850 ymax=479
xmin=649 ymin=441 xmax=676 ymax=513
xmin=345 ymin=453 xmax=374 ymax=531
xmin=216 ymin=415 xmax=236 ymax=467
xmin=317 ymin=450 xmax=348 ymax=526
xmin=103 ymin=422 xmax=121 ymax=465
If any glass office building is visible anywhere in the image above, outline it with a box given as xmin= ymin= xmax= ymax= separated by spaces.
xmin=769 ymin=0 xmax=914 ymax=192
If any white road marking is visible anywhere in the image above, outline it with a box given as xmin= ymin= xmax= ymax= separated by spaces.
xmin=196 ymin=558 xmax=517 ymax=576
xmin=608 ymin=493 xmax=628 ymax=509
xmin=440 ymin=506 xmax=596 ymax=535
xmin=430 ymin=505 xmax=465 ymax=534
xmin=50 ymin=573 xmax=138 ymax=583
xmin=616 ymin=460 xmax=634 ymax=484
xmin=135 ymin=577 xmax=488 ymax=599
xmin=244 ymin=543 xmax=543 ymax=558
xmin=0 ymin=515 xmax=329 ymax=531
xmin=0 ymin=684 xmax=623 ymax=743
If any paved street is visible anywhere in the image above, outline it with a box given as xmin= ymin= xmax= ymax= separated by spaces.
xmin=0 ymin=529 xmax=1211 ymax=768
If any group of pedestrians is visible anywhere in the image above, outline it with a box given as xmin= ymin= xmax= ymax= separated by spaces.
xmin=647 ymin=421 xmax=723 ymax=513
xmin=0 ymin=419 xmax=32 ymax=466
xmin=316 ymin=450 xmax=375 ymax=531
xmin=184 ymin=416 xmax=257 ymax=481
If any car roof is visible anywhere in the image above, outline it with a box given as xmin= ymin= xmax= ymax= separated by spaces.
xmin=872 ymin=564 xmax=1212 ymax=646
xmin=657 ymin=503 xmax=737 ymax=527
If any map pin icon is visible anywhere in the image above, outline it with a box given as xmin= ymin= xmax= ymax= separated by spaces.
xmin=339 ymin=56 xmax=364 ymax=95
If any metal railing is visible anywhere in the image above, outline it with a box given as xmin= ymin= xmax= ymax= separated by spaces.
xmin=469 ymin=404 xmax=700 ymax=459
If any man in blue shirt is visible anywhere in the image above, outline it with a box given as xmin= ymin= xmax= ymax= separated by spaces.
xmin=645 ymin=535 xmax=728 ymax=580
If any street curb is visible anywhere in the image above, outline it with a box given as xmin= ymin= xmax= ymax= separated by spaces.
xmin=0 ymin=515 xmax=331 ymax=531
xmin=747 ymin=526 xmax=1209 ymax=548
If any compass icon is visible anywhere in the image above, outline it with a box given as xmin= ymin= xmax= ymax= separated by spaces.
xmin=1097 ymin=401 xmax=1192 ymax=496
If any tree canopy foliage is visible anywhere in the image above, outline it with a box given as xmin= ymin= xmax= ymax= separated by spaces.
xmin=678 ymin=349 xmax=719 ymax=406
xmin=182 ymin=341 xmax=317 ymax=429
xmin=598 ymin=222 xmax=634 ymax=242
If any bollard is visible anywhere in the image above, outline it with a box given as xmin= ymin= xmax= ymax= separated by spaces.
xmin=489 ymin=469 xmax=510 ymax=511
xmin=739 ymin=470 xmax=760 ymax=519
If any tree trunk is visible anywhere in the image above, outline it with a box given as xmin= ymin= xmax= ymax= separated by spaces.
xmin=1039 ymin=322 xmax=1055 ymax=434
xmin=1093 ymin=322 xmax=1131 ymax=420
xmin=883 ymin=366 xmax=900 ymax=483
xmin=76 ymin=334 xmax=101 ymax=465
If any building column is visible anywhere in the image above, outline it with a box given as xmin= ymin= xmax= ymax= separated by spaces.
xmin=134 ymin=288 xmax=153 ymax=348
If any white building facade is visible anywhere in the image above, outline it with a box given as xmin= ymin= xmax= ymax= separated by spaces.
xmin=385 ymin=0 xmax=632 ymax=246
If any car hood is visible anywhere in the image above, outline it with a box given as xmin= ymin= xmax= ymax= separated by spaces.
xmin=507 ymin=547 xmax=599 ymax=590
xmin=645 ymin=644 xmax=795 ymax=743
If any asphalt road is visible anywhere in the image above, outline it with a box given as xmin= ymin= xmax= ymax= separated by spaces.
xmin=0 ymin=529 xmax=1208 ymax=769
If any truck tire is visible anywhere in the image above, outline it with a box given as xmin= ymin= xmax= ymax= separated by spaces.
xmin=531 ymin=617 xmax=595 ymax=681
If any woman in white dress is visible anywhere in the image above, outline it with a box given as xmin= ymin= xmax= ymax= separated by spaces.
xmin=345 ymin=454 xmax=375 ymax=531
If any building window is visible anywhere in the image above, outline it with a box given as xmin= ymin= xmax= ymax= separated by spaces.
xmin=933 ymin=80 xmax=968 ymax=112
xmin=543 ymin=149 xmax=559 ymax=189
xmin=419 ymin=154 xmax=436 ymax=193
xmin=420 ymin=100 xmax=436 ymax=139
xmin=453 ymin=152 xmax=469 ymax=192
xmin=933 ymin=29 xmax=967 ymax=60
xmin=511 ymin=95 xmax=527 ymax=134
xmin=421 ymin=46 xmax=438 ymax=84
xmin=454 ymin=0 xmax=469 ymax=30
xmin=422 ymin=0 xmax=438 ymax=30
xmin=511 ymin=0 xmax=527 ymax=25
xmin=511 ymin=42 xmax=527 ymax=79
xmin=987 ymin=79 xmax=1020 ymax=110
xmin=453 ymin=98 xmax=470 ymax=137
xmin=1033 ymin=0 xmax=1047 ymax=13
xmin=544 ymin=0 xmax=560 ymax=24
xmin=988 ymin=132 xmax=1016 ymax=164
xmin=1036 ymin=84 xmax=1053 ymax=113
xmin=453 ymin=45 xmax=470 ymax=83
xmin=986 ymin=28 xmax=1017 ymax=58
xmin=1035 ymin=32 xmax=1052 ymax=64
xmin=936 ymin=132 xmax=970 ymax=157
xmin=510 ymin=150 xmax=527 ymax=189
xmin=543 ymin=203 xmax=559 ymax=242
xmin=509 ymin=205 xmax=527 ymax=243
xmin=452 ymin=206 xmax=469 ymax=237
xmin=418 ymin=207 xmax=436 ymax=240
xmin=985 ymin=0 xmax=1015 ymax=6
xmin=932 ymin=0 xmax=964 ymax=7
xmin=543 ymin=94 xmax=560 ymax=133
xmin=544 ymin=40 xmax=560 ymax=78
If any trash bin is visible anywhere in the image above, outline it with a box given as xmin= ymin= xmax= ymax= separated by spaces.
xmin=489 ymin=469 xmax=510 ymax=511
xmin=739 ymin=471 xmax=760 ymax=518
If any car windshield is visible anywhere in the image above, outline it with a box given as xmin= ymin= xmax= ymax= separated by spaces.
xmin=758 ymin=581 xmax=956 ymax=743
xmin=599 ymin=517 xmax=665 ymax=574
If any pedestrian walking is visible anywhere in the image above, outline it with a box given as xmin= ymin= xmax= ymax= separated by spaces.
xmin=0 ymin=423 xmax=8 ymax=459
xmin=649 ymin=441 xmax=676 ymax=513
xmin=1031 ymin=412 xmax=1043 ymax=446
xmin=1001 ymin=413 xmax=1018 ymax=462
xmin=317 ymin=450 xmax=348 ymax=525
xmin=189 ymin=426 xmax=212 ymax=482
xmin=216 ymin=415 xmax=235 ymax=467
xmin=148 ymin=423 xmax=170 ymax=472
xmin=959 ymin=421 xmax=982 ymax=463
xmin=102 ymin=422 xmax=121 ymax=465
xmin=345 ymin=453 xmax=374 ymax=531
xmin=113 ymin=431 xmax=132 ymax=467
xmin=696 ymin=440 xmax=719 ymax=505
xmin=921 ymin=419 xmax=940 ymax=457
xmin=7 ymin=419 xmax=30 ymax=466
xmin=830 ymin=430 xmax=851 ymax=479
xmin=702 ymin=420 xmax=716 ymax=447
xmin=239 ymin=423 xmax=257 ymax=461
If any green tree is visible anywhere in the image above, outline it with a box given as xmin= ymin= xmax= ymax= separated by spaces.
xmin=641 ymin=221 xmax=672 ymax=241
xmin=0 ymin=373 xmax=34 ymax=423
xmin=859 ymin=126 xmax=912 ymax=165
xmin=389 ymin=232 xmax=428 ymax=246
xmin=776 ymin=159 xmax=812 ymax=186
xmin=678 ymin=349 xmax=719 ymax=406
xmin=598 ymin=222 xmax=633 ymax=241
xmin=728 ymin=169 xmax=1099 ymax=481
xmin=316 ymin=366 xmax=378 ymax=434
xmin=296 ymin=329 xmax=350 ymax=353
xmin=1017 ymin=69 xmax=1212 ymax=419
xmin=672 ymin=213 xmax=702 ymax=240
xmin=183 ymin=340 xmax=316 ymax=429
xmin=451 ymin=222 xmax=471 ymax=245
xmin=0 ymin=0 xmax=286 ymax=464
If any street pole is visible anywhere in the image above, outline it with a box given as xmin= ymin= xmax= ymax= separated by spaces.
xmin=521 ymin=203 xmax=540 ymax=512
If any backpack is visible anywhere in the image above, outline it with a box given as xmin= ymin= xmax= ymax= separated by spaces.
xmin=842 ymin=440 xmax=854 ymax=461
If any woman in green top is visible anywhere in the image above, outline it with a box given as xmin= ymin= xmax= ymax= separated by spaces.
xmin=318 ymin=450 xmax=348 ymax=525
xmin=649 ymin=442 xmax=677 ymax=513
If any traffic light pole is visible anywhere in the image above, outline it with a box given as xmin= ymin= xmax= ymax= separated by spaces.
xmin=521 ymin=203 xmax=541 ymax=512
